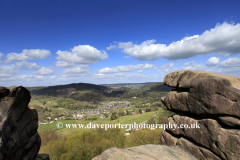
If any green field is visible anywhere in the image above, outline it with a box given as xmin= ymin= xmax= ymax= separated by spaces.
xmin=39 ymin=109 xmax=166 ymax=137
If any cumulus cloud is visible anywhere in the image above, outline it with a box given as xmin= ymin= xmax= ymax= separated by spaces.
xmin=184 ymin=61 xmax=196 ymax=66
xmin=93 ymin=72 xmax=151 ymax=82
xmin=182 ymin=60 xmax=207 ymax=71
xmin=162 ymin=60 xmax=209 ymax=74
xmin=97 ymin=63 xmax=156 ymax=74
xmin=219 ymin=57 xmax=240 ymax=68
xmin=16 ymin=61 xmax=40 ymax=70
xmin=6 ymin=49 xmax=51 ymax=62
xmin=0 ymin=53 xmax=4 ymax=58
xmin=123 ymin=56 xmax=130 ymax=58
xmin=0 ymin=65 xmax=18 ymax=78
xmin=0 ymin=53 xmax=4 ymax=62
xmin=34 ymin=67 xmax=54 ymax=75
xmin=63 ymin=65 xmax=90 ymax=77
xmin=94 ymin=72 xmax=127 ymax=79
xmin=138 ymin=70 xmax=143 ymax=73
xmin=183 ymin=64 xmax=208 ymax=71
xmin=109 ymin=22 xmax=240 ymax=60
xmin=50 ymin=75 xmax=57 ymax=79
xmin=56 ymin=45 xmax=108 ymax=64
xmin=55 ymin=61 xmax=75 ymax=68
xmin=206 ymin=57 xmax=220 ymax=66
xmin=160 ymin=63 xmax=174 ymax=69
xmin=106 ymin=44 xmax=117 ymax=50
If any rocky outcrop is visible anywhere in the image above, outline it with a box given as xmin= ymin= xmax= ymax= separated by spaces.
xmin=92 ymin=144 xmax=198 ymax=160
xmin=0 ymin=86 xmax=41 ymax=160
xmin=36 ymin=154 xmax=50 ymax=160
xmin=160 ymin=70 xmax=240 ymax=160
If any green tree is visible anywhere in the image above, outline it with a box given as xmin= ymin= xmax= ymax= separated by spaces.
xmin=118 ymin=108 xmax=124 ymax=117
xmin=139 ymin=109 xmax=142 ymax=114
xmin=110 ymin=113 xmax=117 ymax=120
xmin=125 ymin=128 xmax=162 ymax=148
xmin=147 ymin=117 xmax=156 ymax=124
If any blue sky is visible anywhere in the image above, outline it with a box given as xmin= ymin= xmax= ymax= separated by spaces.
xmin=1 ymin=0 xmax=240 ymax=87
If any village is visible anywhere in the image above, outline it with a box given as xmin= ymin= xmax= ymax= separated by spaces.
xmin=38 ymin=100 xmax=150 ymax=126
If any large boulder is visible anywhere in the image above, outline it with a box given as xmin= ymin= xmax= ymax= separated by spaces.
xmin=92 ymin=144 xmax=197 ymax=160
xmin=161 ymin=70 xmax=240 ymax=118
xmin=160 ymin=70 xmax=240 ymax=160
xmin=0 ymin=86 xmax=41 ymax=160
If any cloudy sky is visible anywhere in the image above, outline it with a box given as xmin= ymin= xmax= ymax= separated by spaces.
xmin=1 ymin=0 xmax=240 ymax=87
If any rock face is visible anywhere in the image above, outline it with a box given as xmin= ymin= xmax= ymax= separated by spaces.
xmin=160 ymin=70 xmax=240 ymax=160
xmin=0 ymin=86 xmax=41 ymax=160
xmin=36 ymin=154 xmax=50 ymax=160
xmin=92 ymin=144 xmax=198 ymax=160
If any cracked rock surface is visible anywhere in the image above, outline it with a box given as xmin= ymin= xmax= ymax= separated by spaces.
xmin=160 ymin=70 xmax=240 ymax=160
xmin=0 ymin=86 xmax=41 ymax=160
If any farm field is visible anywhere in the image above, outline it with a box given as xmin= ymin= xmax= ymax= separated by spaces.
xmin=39 ymin=109 xmax=167 ymax=138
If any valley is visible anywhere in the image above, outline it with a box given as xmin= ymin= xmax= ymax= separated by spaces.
xmin=28 ymin=82 xmax=174 ymax=124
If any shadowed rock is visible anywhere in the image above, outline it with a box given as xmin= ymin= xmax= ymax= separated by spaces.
xmin=36 ymin=154 xmax=50 ymax=160
xmin=0 ymin=86 xmax=41 ymax=160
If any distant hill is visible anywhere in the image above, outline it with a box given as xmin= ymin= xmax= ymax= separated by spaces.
xmin=102 ymin=82 xmax=160 ymax=89
xmin=102 ymin=82 xmax=174 ymax=92
xmin=28 ymin=82 xmax=174 ymax=97
xmin=28 ymin=83 xmax=108 ymax=96
xmin=140 ymin=82 xmax=175 ymax=92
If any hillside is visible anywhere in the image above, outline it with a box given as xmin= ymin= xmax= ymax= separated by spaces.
xmin=139 ymin=82 xmax=175 ymax=92
xmin=29 ymin=82 xmax=109 ymax=96
xmin=28 ymin=82 xmax=173 ymax=98
xmin=28 ymin=82 xmax=171 ymax=122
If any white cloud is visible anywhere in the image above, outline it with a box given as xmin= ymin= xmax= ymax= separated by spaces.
xmin=118 ymin=41 xmax=133 ymax=49
xmin=206 ymin=57 xmax=220 ymax=66
xmin=55 ymin=61 xmax=74 ymax=68
xmin=184 ymin=61 xmax=196 ymax=66
xmin=183 ymin=64 xmax=208 ymax=71
xmin=94 ymin=73 xmax=127 ymax=79
xmin=182 ymin=60 xmax=207 ymax=71
xmin=0 ymin=53 xmax=4 ymax=62
xmin=111 ymin=22 xmax=240 ymax=60
xmin=6 ymin=49 xmax=50 ymax=62
xmin=92 ymin=73 xmax=152 ymax=83
xmin=56 ymin=45 xmax=108 ymax=64
xmin=138 ymin=70 xmax=143 ymax=73
xmin=184 ymin=62 xmax=190 ymax=66
xmin=219 ymin=57 xmax=240 ymax=68
xmin=33 ymin=75 xmax=45 ymax=80
xmin=163 ymin=60 xmax=208 ymax=75
xmin=63 ymin=65 xmax=90 ymax=77
xmin=20 ymin=75 xmax=34 ymax=79
xmin=106 ymin=44 xmax=117 ymax=50
xmin=0 ymin=65 xmax=18 ymax=78
xmin=50 ymin=75 xmax=56 ymax=79
xmin=16 ymin=61 xmax=40 ymax=70
xmin=159 ymin=59 xmax=240 ymax=78
xmin=34 ymin=67 xmax=54 ymax=75
xmin=123 ymin=56 xmax=130 ymax=58
xmin=0 ymin=53 xmax=4 ymax=59
xmin=6 ymin=53 xmax=27 ymax=61
xmin=160 ymin=63 xmax=174 ymax=69
xmin=97 ymin=63 xmax=156 ymax=74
